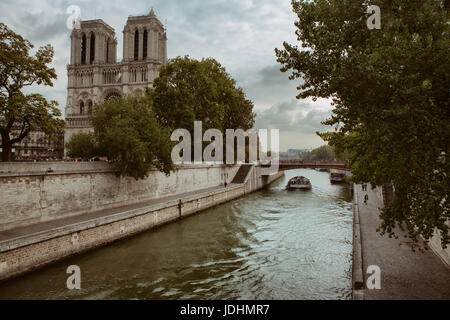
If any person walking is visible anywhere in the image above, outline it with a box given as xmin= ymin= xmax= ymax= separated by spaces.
xmin=364 ymin=194 xmax=369 ymax=205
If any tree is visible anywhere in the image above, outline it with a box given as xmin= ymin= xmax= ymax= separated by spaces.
xmin=150 ymin=56 xmax=255 ymax=135
xmin=301 ymin=145 xmax=350 ymax=161
xmin=0 ymin=23 xmax=65 ymax=161
xmin=276 ymin=1 xmax=449 ymax=247
xmin=65 ymin=132 xmax=96 ymax=160
xmin=68 ymin=94 xmax=174 ymax=180
xmin=303 ymin=145 xmax=335 ymax=161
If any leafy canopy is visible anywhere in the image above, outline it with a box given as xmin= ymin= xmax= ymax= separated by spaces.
xmin=301 ymin=145 xmax=349 ymax=161
xmin=67 ymin=94 xmax=175 ymax=180
xmin=151 ymin=56 xmax=255 ymax=134
xmin=276 ymin=0 xmax=450 ymax=247
xmin=65 ymin=131 xmax=97 ymax=160
xmin=0 ymin=23 xmax=65 ymax=161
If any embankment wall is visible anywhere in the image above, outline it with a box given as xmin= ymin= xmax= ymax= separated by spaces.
xmin=0 ymin=162 xmax=284 ymax=281
xmin=0 ymin=162 xmax=239 ymax=231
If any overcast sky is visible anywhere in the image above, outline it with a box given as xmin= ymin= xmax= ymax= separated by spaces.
xmin=0 ymin=0 xmax=334 ymax=151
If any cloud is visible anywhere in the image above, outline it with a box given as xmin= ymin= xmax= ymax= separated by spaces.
xmin=16 ymin=12 xmax=69 ymax=42
xmin=293 ymin=109 xmax=333 ymax=134
xmin=254 ymin=99 xmax=333 ymax=150
xmin=257 ymin=65 xmax=292 ymax=86
xmin=236 ymin=64 xmax=302 ymax=111
xmin=255 ymin=99 xmax=332 ymax=133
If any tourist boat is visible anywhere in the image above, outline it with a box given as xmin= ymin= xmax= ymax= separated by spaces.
xmin=330 ymin=170 xmax=346 ymax=183
xmin=286 ymin=176 xmax=312 ymax=190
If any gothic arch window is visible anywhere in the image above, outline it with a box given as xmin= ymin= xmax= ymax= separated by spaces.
xmin=88 ymin=100 xmax=93 ymax=113
xmin=143 ymin=29 xmax=148 ymax=60
xmin=79 ymin=101 xmax=85 ymax=114
xmin=134 ymin=29 xmax=139 ymax=61
xmin=81 ymin=34 xmax=87 ymax=65
xmin=90 ymin=34 xmax=95 ymax=64
xmin=105 ymin=92 xmax=121 ymax=101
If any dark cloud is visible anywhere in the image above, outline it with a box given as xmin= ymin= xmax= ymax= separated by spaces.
xmin=237 ymin=64 xmax=302 ymax=110
xmin=25 ymin=12 xmax=70 ymax=43
xmin=255 ymin=99 xmax=332 ymax=134
xmin=256 ymin=64 xmax=293 ymax=86
xmin=293 ymin=109 xmax=332 ymax=134
xmin=1 ymin=1 xmax=72 ymax=43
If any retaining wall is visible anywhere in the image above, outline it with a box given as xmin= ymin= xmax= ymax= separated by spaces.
xmin=0 ymin=185 xmax=248 ymax=281
xmin=0 ymin=162 xmax=239 ymax=231
xmin=0 ymin=162 xmax=284 ymax=281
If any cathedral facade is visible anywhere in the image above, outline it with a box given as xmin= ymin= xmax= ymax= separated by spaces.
xmin=64 ymin=9 xmax=167 ymax=146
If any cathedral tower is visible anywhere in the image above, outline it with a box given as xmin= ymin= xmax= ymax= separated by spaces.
xmin=64 ymin=10 xmax=167 ymax=150
xmin=123 ymin=8 xmax=167 ymax=64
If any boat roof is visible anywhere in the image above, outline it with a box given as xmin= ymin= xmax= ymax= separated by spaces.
xmin=289 ymin=176 xmax=310 ymax=181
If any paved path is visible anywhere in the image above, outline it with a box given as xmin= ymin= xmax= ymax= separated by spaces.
xmin=356 ymin=184 xmax=450 ymax=299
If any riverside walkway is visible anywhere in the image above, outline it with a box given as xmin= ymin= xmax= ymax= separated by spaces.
xmin=355 ymin=185 xmax=450 ymax=299
xmin=0 ymin=184 xmax=241 ymax=252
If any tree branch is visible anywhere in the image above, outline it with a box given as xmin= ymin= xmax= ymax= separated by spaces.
xmin=10 ymin=124 xmax=30 ymax=145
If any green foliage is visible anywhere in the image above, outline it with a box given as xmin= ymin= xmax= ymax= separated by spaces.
xmin=303 ymin=145 xmax=335 ymax=161
xmin=95 ymin=95 xmax=175 ymax=179
xmin=69 ymin=95 xmax=175 ymax=180
xmin=0 ymin=23 xmax=65 ymax=161
xmin=65 ymin=132 xmax=96 ymax=160
xmin=150 ymin=56 xmax=255 ymax=134
xmin=276 ymin=1 xmax=450 ymax=247
xmin=299 ymin=145 xmax=349 ymax=161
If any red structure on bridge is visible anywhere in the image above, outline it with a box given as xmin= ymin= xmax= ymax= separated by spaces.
xmin=261 ymin=160 xmax=350 ymax=172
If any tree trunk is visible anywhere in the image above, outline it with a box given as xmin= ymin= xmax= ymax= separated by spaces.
xmin=1 ymin=132 xmax=12 ymax=162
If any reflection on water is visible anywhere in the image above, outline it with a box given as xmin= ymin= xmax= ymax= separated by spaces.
xmin=0 ymin=169 xmax=353 ymax=300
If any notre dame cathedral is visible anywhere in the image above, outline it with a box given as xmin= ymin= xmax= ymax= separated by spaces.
xmin=64 ymin=9 xmax=167 ymax=145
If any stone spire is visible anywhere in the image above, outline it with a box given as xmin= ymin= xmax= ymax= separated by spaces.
xmin=149 ymin=8 xmax=156 ymax=17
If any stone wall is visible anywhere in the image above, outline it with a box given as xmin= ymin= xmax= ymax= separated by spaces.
xmin=0 ymin=162 xmax=239 ymax=231
xmin=0 ymin=165 xmax=283 ymax=281
xmin=429 ymin=225 xmax=450 ymax=266
xmin=0 ymin=185 xmax=247 ymax=281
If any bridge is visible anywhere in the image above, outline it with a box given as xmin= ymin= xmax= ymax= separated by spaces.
xmin=260 ymin=160 xmax=350 ymax=174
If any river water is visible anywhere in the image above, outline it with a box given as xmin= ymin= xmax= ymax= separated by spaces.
xmin=0 ymin=169 xmax=353 ymax=300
